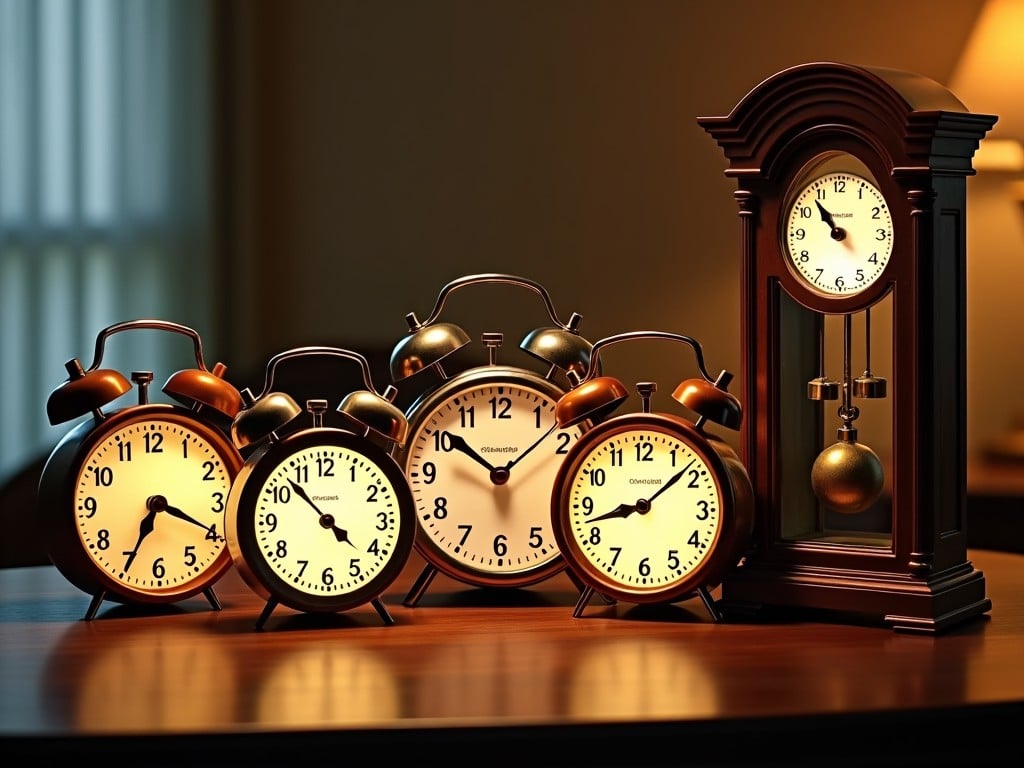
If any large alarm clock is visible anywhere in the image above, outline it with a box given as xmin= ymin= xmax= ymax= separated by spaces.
xmin=550 ymin=330 xmax=753 ymax=620
xmin=699 ymin=61 xmax=995 ymax=632
xmin=37 ymin=319 xmax=244 ymax=620
xmin=225 ymin=346 xmax=416 ymax=630
xmin=389 ymin=273 xmax=593 ymax=605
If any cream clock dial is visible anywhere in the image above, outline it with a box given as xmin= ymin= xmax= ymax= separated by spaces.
xmin=227 ymin=428 xmax=416 ymax=626
xmin=555 ymin=417 xmax=723 ymax=601
xmin=784 ymin=171 xmax=894 ymax=297
xmin=73 ymin=413 xmax=235 ymax=595
xmin=403 ymin=374 xmax=583 ymax=585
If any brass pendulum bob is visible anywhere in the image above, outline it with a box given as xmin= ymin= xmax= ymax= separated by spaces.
xmin=810 ymin=313 xmax=884 ymax=515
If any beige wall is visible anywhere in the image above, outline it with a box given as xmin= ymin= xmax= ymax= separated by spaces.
xmin=223 ymin=0 xmax=1022 ymax=459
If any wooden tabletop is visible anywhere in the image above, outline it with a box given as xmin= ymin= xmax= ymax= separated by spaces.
xmin=2 ymin=549 xmax=1023 ymax=765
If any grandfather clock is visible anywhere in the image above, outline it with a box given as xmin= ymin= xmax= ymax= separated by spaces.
xmin=699 ymin=62 xmax=995 ymax=633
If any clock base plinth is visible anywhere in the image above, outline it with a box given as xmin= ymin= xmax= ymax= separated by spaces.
xmin=717 ymin=561 xmax=991 ymax=634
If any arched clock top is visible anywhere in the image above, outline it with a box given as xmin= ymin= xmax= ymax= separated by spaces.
xmin=698 ymin=61 xmax=995 ymax=179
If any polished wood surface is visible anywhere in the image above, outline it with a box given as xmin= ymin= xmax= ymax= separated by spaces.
xmin=2 ymin=550 xmax=1023 ymax=765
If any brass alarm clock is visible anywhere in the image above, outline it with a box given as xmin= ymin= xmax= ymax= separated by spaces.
xmin=390 ymin=273 xmax=593 ymax=605
xmin=699 ymin=61 xmax=995 ymax=632
xmin=37 ymin=319 xmax=244 ymax=620
xmin=225 ymin=346 xmax=416 ymax=630
xmin=550 ymin=331 xmax=754 ymax=620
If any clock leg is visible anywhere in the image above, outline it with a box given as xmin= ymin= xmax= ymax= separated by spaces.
xmin=696 ymin=585 xmax=722 ymax=623
xmin=83 ymin=589 xmax=108 ymax=621
xmin=254 ymin=598 xmax=278 ymax=631
xmin=402 ymin=563 xmax=438 ymax=607
xmin=564 ymin=568 xmax=615 ymax=606
xmin=371 ymin=597 xmax=396 ymax=626
xmin=572 ymin=585 xmax=596 ymax=618
xmin=203 ymin=586 xmax=222 ymax=611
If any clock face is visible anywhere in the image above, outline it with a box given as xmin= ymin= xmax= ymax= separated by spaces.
xmin=784 ymin=171 xmax=894 ymax=297
xmin=402 ymin=370 xmax=584 ymax=586
xmin=228 ymin=429 xmax=415 ymax=613
xmin=552 ymin=415 xmax=725 ymax=602
xmin=72 ymin=411 xmax=237 ymax=599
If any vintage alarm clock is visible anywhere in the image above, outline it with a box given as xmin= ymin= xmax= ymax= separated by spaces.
xmin=37 ymin=319 xmax=244 ymax=620
xmin=390 ymin=273 xmax=593 ymax=605
xmin=225 ymin=346 xmax=416 ymax=630
xmin=550 ymin=330 xmax=754 ymax=620
xmin=699 ymin=61 xmax=994 ymax=632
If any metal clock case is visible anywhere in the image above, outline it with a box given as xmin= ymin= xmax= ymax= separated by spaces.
xmin=550 ymin=331 xmax=754 ymax=620
xmin=699 ymin=61 xmax=995 ymax=632
xmin=390 ymin=273 xmax=593 ymax=605
xmin=225 ymin=346 xmax=416 ymax=630
xmin=37 ymin=319 xmax=244 ymax=620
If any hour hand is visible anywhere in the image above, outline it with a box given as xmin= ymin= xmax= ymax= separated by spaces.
xmin=443 ymin=431 xmax=498 ymax=472
xmin=814 ymin=200 xmax=845 ymax=240
xmin=589 ymin=503 xmax=638 ymax=523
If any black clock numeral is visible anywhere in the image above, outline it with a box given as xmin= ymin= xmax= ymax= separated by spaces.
xmin=587 ymin=526 xmax=601 ymax=545
xmin=210 ymin=491 xmax=225 ymax=513
xmin=696 ymin=499 xmax=710 ymax=520
xmin=687 ymin=468 xmax=701 ymax=488
xmin=687 ymin=530 xmax=701 ymax=548
xmin=555 ymin=431 xmax=572 ymax=455
xmin=82 ymin=496 xmax=98 ymax=517
xmin=321 ymin=566 xmax=335 ymax=585
xmin=457 ymin=524 xmax=471 ymax=546
xmin=608 ymin=546 xmax=621 ymax=566
xmin=150 ymin=556 xmax=166 ymax=579
xmin=317 ymin=456 xmax=335 ymax=477
xmin=610 ymin=447 xmax=623 ymax=467
xmin=275 ymin=540 xmax=288 ymax=559
xmin=458 ymin=405 xmax=475 ymax=428
xmin=204 ymin=524 xmax=220 ymax=542
xmin=422 ymin=461 xmax=437 ymax=483
xmin=368 ymin=538 xmax=381 ymax=555
xmin=264 ymin=512 xmax=278 ymax=532
xmin=366 ymin=484 xmax=379 ymax=503
xmin=432 ymin=497 xmax=449 ymax=519
xmin=492 ymin=534 xmax=507 ymax=557
xmin=637 ymin=557 xmax=651 ymax=577
xmin=667 ymin=549 xmax=680 ymax=570
xmin=271 ymin=485 xmax=291 ymax=504
xmin=97 ymin=528 xmax=111 ymax=549
xmin=347 ymin=559 xmax=361 ymax=578
xmin=528 ymin=526 xmax=543 ymax=549
xmin=143 ymin=431 xmax=163 ymax=453
xmin=489 ymin=396 xmax=512 ymax=420
xmin=832 ymin=178 xmax=846 ymax=193
xmin=202 ymin=460 xmax=217 ymax=481
xmin=588 ymin=468 xmax=605 ymax=487
xmin=376 ymin=511 xmax=388 ymax=531
xmin=93 ymin=466 xmax=114 ymax=487
xmin=293 ymin=465 xmax=308 ymax=484
xmin=183 ymin=544 xmax=197 ymax=566
xmin=635 ymin=441 xmax=654 ymax=462
xmin=118 ymin=440 xmax=132 ymax=462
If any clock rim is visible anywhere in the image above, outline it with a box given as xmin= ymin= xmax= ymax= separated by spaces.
xmin=550 ymin=411 xmax=751 ymax=605
xmin=396 ymin=363 xmax=581 ymax=588
xmin=226 ymin=426 xmax=416 ymax=614
xmin=37 ymin=404 xmax=242 ymax=604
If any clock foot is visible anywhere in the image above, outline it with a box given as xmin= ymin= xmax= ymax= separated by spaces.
xmin=83 ymin=589 xmax=108 ymax=621
xmin=254 ymin=598 xmax=278 ymax=631
xmin=572 ymin=585 xmax=596 ymax=617
xmin=203 ymin=587 xmax=222 ymax=611
xmin=403 ymin=563 xmax=438 ymax=607
xmin=371 ymin=597 xmax=396 ymax=625
xmin=565 ymin=569 xmax=615 ymax=606
xmin=696 ymin=585 xmax=722 ymax=622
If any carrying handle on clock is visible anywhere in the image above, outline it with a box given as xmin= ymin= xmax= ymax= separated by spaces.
xmin=554 ymin=330 xmax=741 ymax=431
xmin=232 ymin=346 xmax=408 ymax=449
xmin=46 ymin=318 xmax=241 ymax=426
xmin=389 ymin=272 xmax=592 ymax=383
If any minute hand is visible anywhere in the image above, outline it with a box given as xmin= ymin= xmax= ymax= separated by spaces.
xmin=645 ymin=458 xmax=696 ymax=505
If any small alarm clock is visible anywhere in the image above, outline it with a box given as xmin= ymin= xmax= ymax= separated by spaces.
xmin=550 ymin=330 xmax=754 ymax=620
xmin=224 ymin=346 xmax=416 ymax=630
xmin=37 ymin=319 xmax=244 ymax=620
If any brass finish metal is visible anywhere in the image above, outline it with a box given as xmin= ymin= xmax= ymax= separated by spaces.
xmin=163 ymin=362 xmax=243 ymax=418
xmin=338 ymin=387 xmax=409 ymax=445
xmin=389 ymin=321 xmax=470 ymax=381
xmin=555 ymin=376 xmax=629 ymax=428
xmin=46 ymin=362 xmax=132 ymax=425
xmin=673 ymin=374 xmax=742 ymax=430
xmin=231 ymin=391 xmax=302 ymax=448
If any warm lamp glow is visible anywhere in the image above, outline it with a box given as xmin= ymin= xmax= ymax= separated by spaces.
xmin=949 ymin=0 xmax=1024 ymax=170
